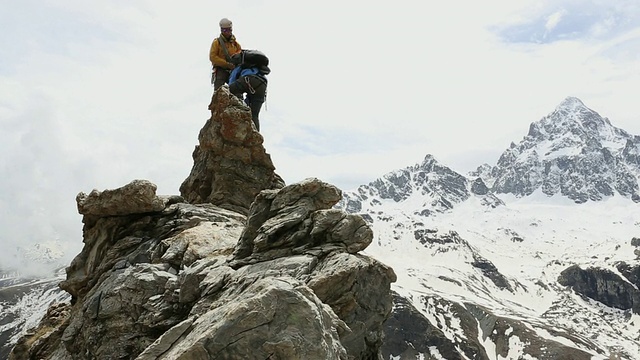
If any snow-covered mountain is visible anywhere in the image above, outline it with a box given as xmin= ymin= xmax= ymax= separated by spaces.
xmin=0 ymin=242 xmax=69 ymax=359
xmin=478 ymin=96 xmax=640 ymax=203
xmin=340 ymin=154 xmax=504 ymax=218
xmin=0 ymin=269 xmax=68 ymax=359
xmin=339 ymin=97 xmax=640 ymax=359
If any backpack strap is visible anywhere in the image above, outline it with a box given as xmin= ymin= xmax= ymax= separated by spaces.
xmin=217 ymin=36 xmax=232 ymax=63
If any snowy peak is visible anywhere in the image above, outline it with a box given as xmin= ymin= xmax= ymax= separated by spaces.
xmin=490 ymin=97 xmax=640 ymax=203
xmin=553 ymin=96 xmax=591 ymax=120
xmin=557 ymin=95 xmax=585 ymax=110
xmin=527 ymin=96 xmax=629 ymax=145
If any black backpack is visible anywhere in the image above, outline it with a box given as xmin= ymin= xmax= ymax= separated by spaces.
xmin=231 ymin=50 xmax=270 ymax=75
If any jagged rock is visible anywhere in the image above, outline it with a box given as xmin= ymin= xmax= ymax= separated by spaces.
xmin=138 ymin=277 xmax=349 ymax=360
xmin=414 ymin=228 xmax=457 ymax=246
xmin=616 ymin=262 xmax=640 ymax=286
xmin=307 ymin=252 xmax=395 ymax=358
xmin=558 ymin=264 xmax=640 ymax=314
xmin=11 ymin=86 xmax=394 ymax=359
xmin=381 ymin=293 xmax=597 ymax=360
xmin=76 ymin=179 xmax=176 ymax=217
xmin=231 ymin=177 xmax=371 ymax=262
xmin=381 ymin=292 xmax=459 ymax=359
xmin=12 ymin=176 xmax=395 ymax=359
xmin=8 ymin=303 xmax=70 ymax=360
xmin=59 ymin=263 xmax=184 ymax=359
xmin=0 ymin=270 xmax=69 ymax=360
xmin=469 ymin=163 xmax=493 ymax=184
xmin=470 ymin=177 xmax=489 ymax=195
xmin=60 ymin=197 xmax=245 ymax=302
xmin=179 ymin=86 xmax=285 ymax=215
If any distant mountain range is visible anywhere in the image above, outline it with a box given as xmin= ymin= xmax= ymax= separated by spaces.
xmin=342 ymin=96 xmax=640 ymax=217
xmin=3 ymin=96 xmax=640 ymax=359
xmin=337 ymin=96 xmax=640 ymax=359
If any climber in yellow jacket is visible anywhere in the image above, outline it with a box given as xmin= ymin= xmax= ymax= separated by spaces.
xmin=210 ymin=18 xmax=242 ymax=91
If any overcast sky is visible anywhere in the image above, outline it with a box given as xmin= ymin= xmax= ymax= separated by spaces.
xmin=2 ymin=0 xmax=639 ymax=272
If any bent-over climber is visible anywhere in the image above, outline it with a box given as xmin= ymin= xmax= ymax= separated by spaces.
xmin=228 ymin=50 xmax=270 ymax=131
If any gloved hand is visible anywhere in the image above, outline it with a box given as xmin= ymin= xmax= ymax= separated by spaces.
xmin=226 ymin=63 xmax=235 ymax=70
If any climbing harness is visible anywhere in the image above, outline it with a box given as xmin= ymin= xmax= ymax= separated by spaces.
xmin=245 ymin=77 xmax=256 ymax=94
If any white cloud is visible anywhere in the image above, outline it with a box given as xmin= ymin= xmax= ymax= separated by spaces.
xmin=545 ymin=9 xmax=567 ymax=32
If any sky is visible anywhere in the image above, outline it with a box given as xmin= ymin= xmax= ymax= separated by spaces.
xmin=1 ymin=0 xmax=640 ymax=272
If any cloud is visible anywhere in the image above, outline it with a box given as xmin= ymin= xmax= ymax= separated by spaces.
xmin=0 ymin=95 xmax=83 ymax=273
xmin=545 ymin=10 xmax=567 ymax=33
xmin=496 ymin=0 xmax=640 ymax=44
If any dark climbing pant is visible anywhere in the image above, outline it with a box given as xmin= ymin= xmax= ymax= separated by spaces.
xmin=212 ymin=67 xmax=231 ymax=91
xmin=209 ymin=67 xmax=232 ymax=111
xmin=229 ymin=75 xmax=267 ymax=131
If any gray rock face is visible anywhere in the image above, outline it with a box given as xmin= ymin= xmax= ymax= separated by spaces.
xmin=371 ymin=154 xmax=469 ymax=207
xmin=232 ymin=177 xmax=372 ymax=261
xmin=558 ymin=264 xmax=640 ymax=313
xmin=466 ymin=304 xmax=596 ymax=360
xmin=10 ymin=177 xmax=395 ymax=359
xmin=381 ymin=292 xmax=480 ymax=360
xmin=179 ymin=86 xmax=285 ymax=215
xmin=381 ymin=293 xmax=595 ymax=360
xmin=76 ymin=179 xmax=175 ymax=221
xmin=489 ymin=97 xmax=640 ymax=203
xmin=138 ymin=276 xmax=349 ymax=360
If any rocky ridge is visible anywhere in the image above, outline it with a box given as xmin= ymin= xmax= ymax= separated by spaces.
xmin=339 ymin=154 xmax=504 ymax=220
xmin=9 ymin=86 xmax=396 ymax=360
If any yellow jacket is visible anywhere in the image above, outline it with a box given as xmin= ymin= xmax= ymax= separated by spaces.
xmin=209 ymin=35 xmax=241 ymax=69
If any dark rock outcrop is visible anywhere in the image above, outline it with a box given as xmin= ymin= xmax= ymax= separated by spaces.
xmin=616 ymin=261 xmax=640 ymax=287
xmin=558 ymin=264 xmax=640 ymax=314
xmin=381 ymin=292 xmax=475 ymax=360
xmin=471 ymin=255 xmax=513 ymax=292
xmin=381 ymin=294 xmax=597 ymax=360
xmin=0 ymin=271 xmax=69 ymax=360
xmin=466 ymin=304 xmax=597 ymax=360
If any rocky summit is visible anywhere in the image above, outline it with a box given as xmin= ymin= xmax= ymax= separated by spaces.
xmin=9 ymin=86 xmax=396 ymax=360
xmin=180 ymin=86 xmax=285 ymax=215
